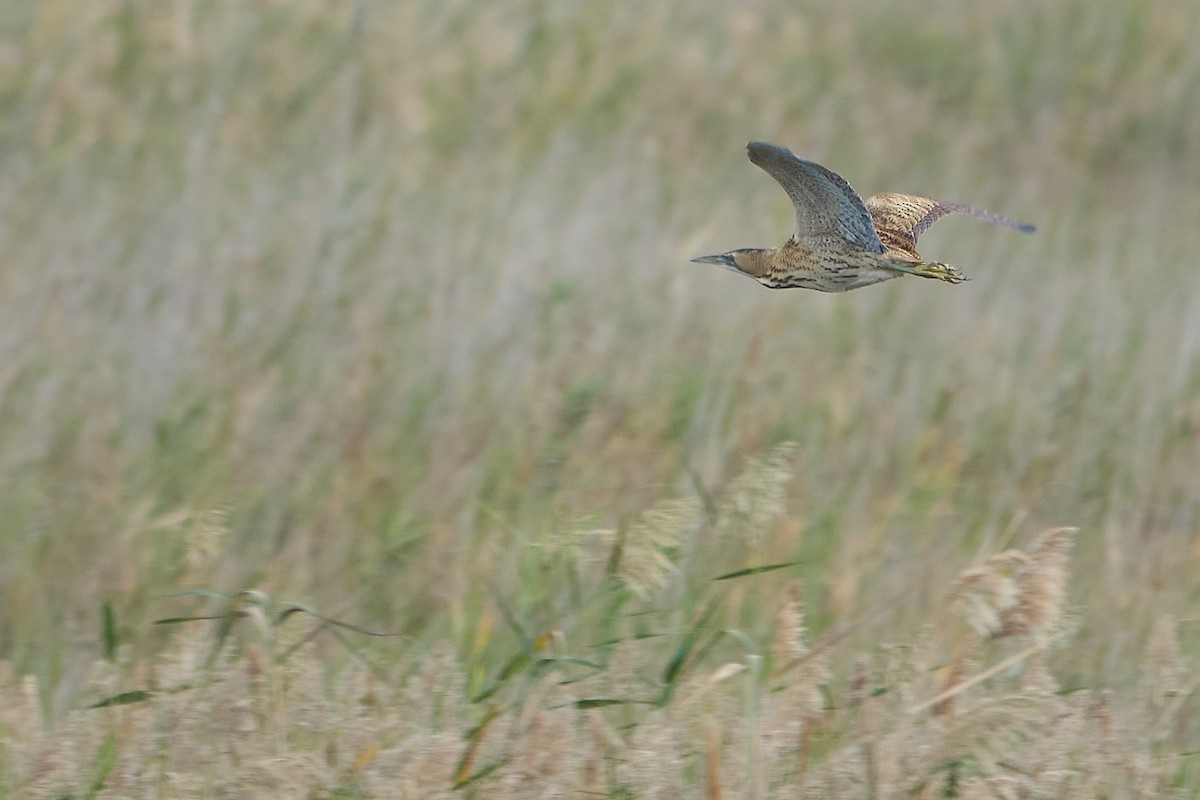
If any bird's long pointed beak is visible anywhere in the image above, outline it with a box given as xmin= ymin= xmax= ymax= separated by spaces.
xmin=691 ymin=252 xmax=741 ymax=275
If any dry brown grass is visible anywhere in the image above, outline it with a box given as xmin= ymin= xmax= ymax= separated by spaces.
xmin=1 ymin=0 xmax=1199 ymax=795
xmin=1 ymin=529 xmax=1192 ymax=797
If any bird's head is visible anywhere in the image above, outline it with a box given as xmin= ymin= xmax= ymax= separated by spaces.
xmin=690 ymin=248 xmax=770 ymax=279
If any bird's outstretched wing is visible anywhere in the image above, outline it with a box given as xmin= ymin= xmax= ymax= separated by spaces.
xmin=746 ymin=141 xmax=885 ymax=253
xmin=866 ymin=193 xmax=1034 ymax=253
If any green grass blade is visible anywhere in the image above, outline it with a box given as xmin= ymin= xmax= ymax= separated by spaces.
xmin=712 ymin=562 xmax=800 ymax=581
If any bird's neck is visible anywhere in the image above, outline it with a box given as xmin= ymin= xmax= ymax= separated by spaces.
xmin=737 ymin=248 xmax=775 ymax=278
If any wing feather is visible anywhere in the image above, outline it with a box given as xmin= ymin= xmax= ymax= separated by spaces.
xmin=866 ymin=193 xmax=1034 ymax=254
xmin=746 ymin=142 xmax=885 ymax=253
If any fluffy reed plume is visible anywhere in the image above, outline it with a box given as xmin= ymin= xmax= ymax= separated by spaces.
xmin=596 ymin=496 xmax=700 ymax=598
xmin=1143 ymin=615 xmax=1183 ymax=708
xmin=716 ymin=442 xmax=798 ymax=549
xmin=765 ymin=581 xmax=829 ymax=788
xmin=951 ymin=526 xmax=1077 ymax=643
xmin=770 ymin=581 xmax=808 ymax=666
xmin=183 ymin=506 xmax=232 ymax=572
xmin=770 ymin=581 xmax=828 ymax=718
xmin=1141 ymin=615 xmax=1192 ymax=744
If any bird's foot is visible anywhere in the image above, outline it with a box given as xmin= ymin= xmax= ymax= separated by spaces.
xmin=917 ymin=262 xmax=967 ymax=284
xmin=887 ymin=261 xmax=967 ymax=284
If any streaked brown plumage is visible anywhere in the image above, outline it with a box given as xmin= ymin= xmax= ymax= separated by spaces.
xmin=692 ymin=141 xmax=1034 ymax=292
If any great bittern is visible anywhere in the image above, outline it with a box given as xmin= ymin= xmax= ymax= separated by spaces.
xmin=692 ymin=141 xmax=1034 ymax=291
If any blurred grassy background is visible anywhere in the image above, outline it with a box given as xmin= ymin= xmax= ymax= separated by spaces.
xmin=1 ymin=0 xmax=1199 ymax=748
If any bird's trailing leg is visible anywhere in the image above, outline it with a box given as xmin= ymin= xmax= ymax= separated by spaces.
xmin=883 ymin=260 xmax=967 ymax=284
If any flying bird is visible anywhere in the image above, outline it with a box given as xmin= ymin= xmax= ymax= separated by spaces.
xmin=692 ymin=141 xmax=1034 ymax=292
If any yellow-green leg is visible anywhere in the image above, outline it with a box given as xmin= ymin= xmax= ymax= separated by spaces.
xmin=883 ymin=260 xmax=967 ymax=284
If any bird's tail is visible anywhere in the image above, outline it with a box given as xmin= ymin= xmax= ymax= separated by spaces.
xmin=883 ymin=260 xmax=967 ymax=284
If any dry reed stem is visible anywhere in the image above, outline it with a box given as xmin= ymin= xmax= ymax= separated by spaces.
xmin=908 ymin=633 xmax=1065 ymax=715
xmin=705 ymin=715 xmax=723 ymax=800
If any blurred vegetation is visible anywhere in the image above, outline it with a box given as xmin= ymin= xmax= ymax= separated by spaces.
xmin=1 ymin=0 xmax=1199 ymax=794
